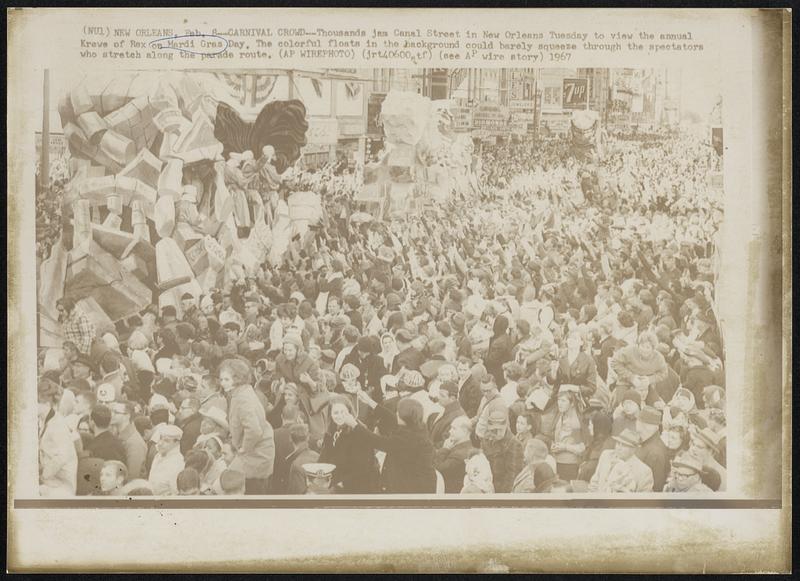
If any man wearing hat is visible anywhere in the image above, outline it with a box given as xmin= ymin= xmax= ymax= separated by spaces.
xmin=392 ymin=328 xmax=425 ymax=374
xmin=689 ymin=426 xmax=726 ymax=492
xmin=160 ymin=305 xmax=180 ymax=337
xmin=180 ymin=292 xmax=202 ymax=328
xmin=480 ymin=409 xmax=524 ymax=493
xmin=70 ymin=354 xmax=96 ymax=385
xmin=663 ymin=451 xmax=712 ymax=492
xmin=196 ymin=405 xmax=230 ymax=447
xmin=420 ymin=339 xmax=450 ymax=381
xmin=612 ymin=388 xmax=642 ymax=436
xmin=589 ymin=428 xmax=654 ymax=493
xmin=635 ymin=406 xmax=670 ymax=492
xmin=148 ymin=424 xmax=185 ymax=495
xmin=242 ymin=292 xmax=263 ymax=327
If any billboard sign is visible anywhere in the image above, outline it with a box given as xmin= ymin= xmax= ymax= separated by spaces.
xmin=562 ymin=78 xmax=589 ymax=110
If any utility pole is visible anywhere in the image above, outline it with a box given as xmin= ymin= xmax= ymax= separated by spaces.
xmin=40 ymin=69 xmax=50 ymax=191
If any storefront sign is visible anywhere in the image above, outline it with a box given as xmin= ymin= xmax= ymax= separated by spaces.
xmin=306 ymin=117 xmax=338 ymax=146
xmin=562 ymin=78 xmax=589 ymax=110
xmin=338 ymin=116 xmax=366 ymax=138
xmin=367 ymin=92 xmax=386 ymax=136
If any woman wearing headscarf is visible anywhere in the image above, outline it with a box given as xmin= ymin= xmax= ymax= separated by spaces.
xmin=274 ymin=333 xmax=327 ymax=442
xmin=378 ymin=332 xmax=400 ymax=373
xmin=318 ymin=395 xmax=381 ymax=493
xmin=484 ymin=315 xmax=513 ymax=386
xmin=550 ymin=384 xmax=589 ymax=481
xmin=344 ymin=392 xmax=437 ymax=494
xmin=460 ymin=450 xmax=495 ymax=494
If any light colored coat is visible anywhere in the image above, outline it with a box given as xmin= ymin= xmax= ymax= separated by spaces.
xmin=228 ymin=384 xmax=275 ymax=480
xmin=39 ymin=413 xmax=78 ymax=497
xmin=148 ymin=446 xmax=185 ymax=495
xmin=589 ymin=448 xmax=654 ymax=493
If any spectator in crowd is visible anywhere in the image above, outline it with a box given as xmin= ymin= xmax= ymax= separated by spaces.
xmin=348 ymin=393 xmax=437 ymax=493
xmin=110 ymin=401 xmax=147 ymax=481
xmin=318 ymin=395 xmax=380 ymax=493
xmin=99 ymin=460 xmax=128 ymax=496
xmin=87 ymin=404 xmax=126 ymax=463
xmin=433 ymin=416 xmax=477 ymax=493
xmin=148 ymin=424 xmax=185 ymax=495
xmin=56 ymin=297 xmax=96 ymax=357
xmin=427 ymin=380 xmax=466 ymax=449
xmin=286 ymin=423 xmax=321 ymax=494
xmin=550 ymin=385 xmax=588 ymax=481
xmin=220 ymin=358 xmax=275 ymax=494
xmin=461 ymin=451 xmax=495 ymax=494
xmin=663 ymin=451 xmax=713 ymax=493
xmin=480 ymin=410 xmax=524 ymax=494
xmin=635 ymin=406 xmax=671 ymax=492
xmin=589 ymin=428 xmax=654 ymax=493
xmin=38 ymin=378 xmax=78 ymax=497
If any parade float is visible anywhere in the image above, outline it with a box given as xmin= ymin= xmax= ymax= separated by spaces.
xmin=357 ymin=90 xmax=478 ymax=218
xmin=38 ymin=72 xmax=311 ymax=346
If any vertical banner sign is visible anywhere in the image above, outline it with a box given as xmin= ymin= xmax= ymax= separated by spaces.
xmin=562 ymin=78 xmax=588 ymax=110
xmin=430 ymin=69 xmax=449 ymax=100
xmin=367 ymin=93 xmax=387 ymax=137
xmin=711 ymin=127 xmax=723 ymax=156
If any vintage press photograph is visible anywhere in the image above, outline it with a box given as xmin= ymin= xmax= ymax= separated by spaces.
xmin=33 ymin=66 xmax=728 ymax=499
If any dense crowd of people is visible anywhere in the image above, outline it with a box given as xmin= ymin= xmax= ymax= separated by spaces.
xmin=37 ymin=129 xmax=727 ymax=497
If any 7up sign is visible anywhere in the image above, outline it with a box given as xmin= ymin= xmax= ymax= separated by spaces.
xmin=562 ymin=78 xmax=589 ymax=110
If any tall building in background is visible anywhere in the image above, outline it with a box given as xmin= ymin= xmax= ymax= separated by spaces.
xmin=577 ymin=68 xmax=611 ymax=117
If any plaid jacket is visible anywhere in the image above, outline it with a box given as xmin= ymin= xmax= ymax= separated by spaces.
xmin=64 ymin=309 xmax=95 ymax=355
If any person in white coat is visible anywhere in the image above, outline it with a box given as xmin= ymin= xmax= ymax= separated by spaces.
xmin=38 ymin=379 xmax=78 ymax=497
xmin=148 ymin=424 xmax=185 ymax=495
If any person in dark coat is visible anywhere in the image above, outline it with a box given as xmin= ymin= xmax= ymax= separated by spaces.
xmin=176 ymin=396 xmax=203 ymax=455
xmin=346 ymin=392 xmax=437 ymax=494
xmin=427 ymin=381 xmax=466 ymax=449
xmin=433 ymin=415 xmax=477 ymax=493
xmin=457 ymin=359 xmax=485 ymax=419
xmin=285 ymin=423 xmax=321 ymax=494
xmin=480 ymin=408 xmax=525 ymax=493
xmin=635 ymin=406 xmax=671 ymax=492
xmin=392 ymin=329 xmax=425 ymax=373
xmin=577 ymin=411 xmax=615 ymax=482
xmin=356 ymin=336 xmax=387 ymax=403
xmin=553 ymin=332 xmax=598 ymax=400
xmin=87 ymin=404 xmax=126 ymax=463
xmin=484 ymin=315 xmax=513 ymax=386
xmin=318 ymin=395 xmax=381 ymax=494
xmin=269 ymin=404 xmax=303 ymax=494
